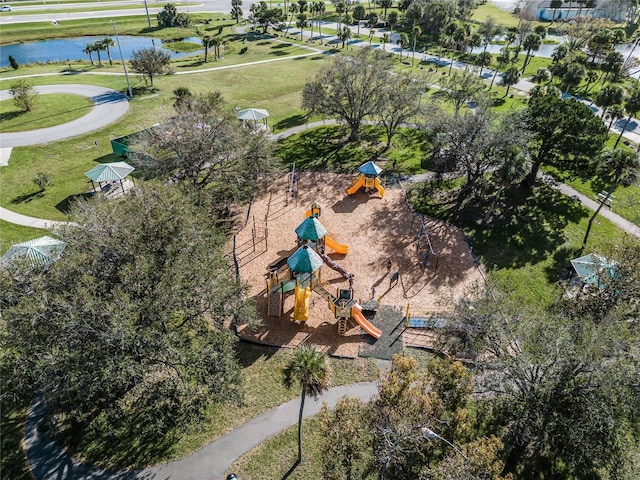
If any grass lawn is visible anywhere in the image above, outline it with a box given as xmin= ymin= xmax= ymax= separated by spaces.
xmin=72 ymin=342 xmax=379 ymax=468
xmin=1 ymin=2 xmax=167 ymax=16
xmin=0 ymin=220 xmax=49 ymax=254
xmin=0 ymin=93 xmax=93 ymax=132
xmin=0 ymin=56 xmax=324 ymax=222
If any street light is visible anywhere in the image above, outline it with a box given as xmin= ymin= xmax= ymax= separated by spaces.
xmin=143 ymin=0 xmax=151 ymax=28
xmin=109 ymin=20 xmax=133 ymax=99
xmin=420 ymin=426 xmax=466 ymax=457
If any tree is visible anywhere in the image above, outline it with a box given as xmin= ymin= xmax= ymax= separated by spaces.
xmin=397 ymin=32 xmax=410 ymax=59
xmin=615 ymin=86 xmax=640 ymax=148
xmin=550 ymin=0 xmax=563 ymax=21
xmin=301 ymin=47 xmax=393 ymax=141
xmin=157 ymin=3 xmax=191 ymax=27
xmin=441 ymin=69 xmax=485 ymax=116
xmin=521 ymin=32 xmax=541 ymax=72
xmin=285 ymin=3 xmax=298 ymax=34
xmin=531 ymin=66 xmax=551 ymax=84
xmin=501 ymin=66 xmax=521 ymax=97
xmin=490 ymin=47 xmax=510 ymax=89
xmin=387 ymin=10 xmax=398 ymax=38
xmin=595 ymin=83 xmax=623 ymax=119
xmin=335 ymin=1 xmax=346 ymax=31
xmin=8 ymin=55 xmax=19 ymax=70
xmin=231 ymin=0 xmax=243 ymax=23
xmin=101 ymin=37 xmax=115 ymax=66
xmin=315 ymin=1 xmax=326 ymax=43
xmin=605 ymin=103 xmax=625 ymax=131
xmin=411 ymin=25 xmax=421 ymax=66
xmin=375 ymin=73 xmax=428 ymax=149
xmin=201 ymin=35 xmax=215 ymax=62
xmin=587 ymin=28 xmax=613 ymax=63
xmin=9 ymin=79 xmax=38 ymax=112
xmin=320 ymin=397 xmax=373 ymax=480
xmin=381 ymin=32 xmax=390 ymax=51
xmin=92 ymin=40 xmax=104 ymax=67
xmin=601 ymin=50 xmax=625 ymax=82
xmin=524 ymin=95 xmax=608 ymax=184
xmin=551 ymin=43 xmax=568 ymax=64
xmin=379 ymin=0 xmax=392 ymax=18
xmin=0 ymin=184 xmax=252 ymax=459
xmin=282 ymin=345 xmax=331 ymax=463
xmin=133 ymin=92 xmax=276 ymax=214
xmin=83 ymin=43 xmax=95 ymax=65
xmin=583 ymin=148 xmax=640 ymax=246
xmin=353 ymin=3 xmax=366 ymax=34
xmin=478 ymin=15 xmax=502 ymax=53
xmin=296 ymin=12 xmax=308 ymax=40
xmin=130 ymin=47 xmax=172 ymax=86
xmin=475 ymin=51 xmax=492 ymax=78
xmin=339 ymin=25 xmax=352 ymax=48
xmin=443 ymin=273 xmax=640 ymax=480
xmin=562 ymin=62 xmax=586 ymax=93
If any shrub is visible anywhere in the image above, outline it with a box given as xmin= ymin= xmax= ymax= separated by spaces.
xmin=8 ymin=55 xmax=19 ymax=70
xmin=32 ymin=172 xmax=52 ymax=191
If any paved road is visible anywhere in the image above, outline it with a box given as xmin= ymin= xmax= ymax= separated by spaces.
xmin=0 ymin=84 xmax=129 ymax=147
xmin=25 ymin=381 xmax=379 ymax=480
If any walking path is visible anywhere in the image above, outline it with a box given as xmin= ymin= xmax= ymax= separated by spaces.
xmin=25 ymin=381 xmax=379 ymax=480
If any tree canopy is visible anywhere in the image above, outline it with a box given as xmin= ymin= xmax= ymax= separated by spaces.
xmin=130 ymin=47 xmax=172 ymax=86
xmin=0 ymin=184 xmax=256 ymax=459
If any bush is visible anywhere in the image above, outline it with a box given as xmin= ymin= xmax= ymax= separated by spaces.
xmin=8 ymin=55 xmax=18 ymax=70
xmin=32 ymin=172 xmax=52 ymax=191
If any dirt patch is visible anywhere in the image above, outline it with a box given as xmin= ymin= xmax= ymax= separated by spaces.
xmin=233 ymin=172 xmax=484 ymax=358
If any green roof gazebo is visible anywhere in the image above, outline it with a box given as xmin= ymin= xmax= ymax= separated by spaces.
xmin=570 ymin=254 xmax=618 ymax=288
xmin=1 ymin=236 xmax=66 ymax=269
xmin=85 ymin=161 xmax=135 ymax=194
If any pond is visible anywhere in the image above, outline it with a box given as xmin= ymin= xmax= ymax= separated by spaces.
xmin=0 ymin=36 xmax=204 ymax=68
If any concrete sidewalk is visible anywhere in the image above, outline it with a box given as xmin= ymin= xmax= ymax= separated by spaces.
xmin=26 ymin=381 xmax=379 ymax=480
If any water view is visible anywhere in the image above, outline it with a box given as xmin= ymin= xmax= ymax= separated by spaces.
xmin=0 ymin=36 xmax=204 ymax=68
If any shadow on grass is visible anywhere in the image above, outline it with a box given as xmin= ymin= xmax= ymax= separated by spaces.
xmin=236 ymin=341 xmax=279 ymax=368
xmin=10 ymin=190 xmax=44 ymax=205
xmin=269 ymin=50 xmax=289 ymax=56
xmin=55 ymin=192 xmax=94 ymax=215
xmin=274 ymin=114 xmax=308 ymax=131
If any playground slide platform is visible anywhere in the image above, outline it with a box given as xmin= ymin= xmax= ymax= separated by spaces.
xmin=325 ymin=236 xmax=349 ymax=255
xmin=374 ymin=177 xmax=385 ymax=198
xmin=319 ymin=251 xmax=352 ymax=279
xmin=407 ymin=317 xmax=447 ymax=329
xmin=351 ymin=304 xmax=382 ymax=339
xmin=271 ymin=279 xmax=296 ymax=294
xmin=346 ymin=175 xmax=365 ymax=195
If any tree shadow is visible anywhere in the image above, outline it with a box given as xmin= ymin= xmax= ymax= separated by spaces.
xmin=10 ymin=190 xmax=44 ymax=204
xmin=274 ymin=114 xmax=308 ymax=131
xmin=235 ymin=340 xmax=279 ymax=368
xmin=55 ymin=192 xmax=94 ymax=215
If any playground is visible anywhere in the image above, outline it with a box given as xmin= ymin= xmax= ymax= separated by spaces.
xmin=233 ymin=171 xmax=484 ymax=358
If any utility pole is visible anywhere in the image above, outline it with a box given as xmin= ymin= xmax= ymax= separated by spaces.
xmin=110 ymin=21 xmax=133 ymax=98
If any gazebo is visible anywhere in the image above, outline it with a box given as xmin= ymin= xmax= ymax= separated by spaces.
xmin=85 ymin=161 xmax=135 ymax=194
xmin=570 ymin=254 xmax=618 ymax=288
xmin=1 ymin=236 xmax=66 ymax=268
xmin=237 ymin=108 xmax=269 ymax=129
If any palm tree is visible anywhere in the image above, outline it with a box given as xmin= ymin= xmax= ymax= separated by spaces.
xmin=411 ymin=25 xmax=421 ymax=66
xmin=315 ymin=1 xmax=325 ymax=42
xmin=490 ymin=47 xmax=510 ymax=89
xmin=606 ymin=104 xmax=625 ymax=131
xmin=285 ymin=3 xmax=299 ymax=35
xmin=583 ymin=149 xmax=640 ymax=247
xmin=282 ymin=345 xmax=331 ymax=463
xmin=475 ymin=51 xmax=492 ymax=78
xmin=387 ymin=10 xmax=398 ymax=40
xmin=550 ymin=0 xmax=562 ymax=22
xmin=353 ymin=3 xmax=366 ymax=35
xmin=532 ymin=67 xmax=551 ymax=84
xmin=101 ymin=38 xmax=115 ymax=66
xmin=336 ymin=1 xmax=346 ymax=32
xmin=521 ymin=33 xmax=541 ymax=72
xmin=83 ymin=44 xmax=95 ymax=65
xmin=202 ymin=36 xmax=215 ymax=62
xmin=615 ymin=86 xmax=640 ymax=148
xmin=92 ymin=41 xmax=104 ymax=67
xmin=297 ymin=13 xmax=308 ymax=41
xmin=380 ymin=0 xmax=392 ymax=18
xmin=397 ymin=32 xmax=409 ymax=59
xmin=596 ymin=84 xmax=624 ymax=119
xmin=501 ymin=66 xmax=521 ymax=97
xmin=339 ymin=25 xmax=351 ymax=48
xmin=562 ymin=62 xmax=586 ymax=93
xmin=369 ymin=29 xmax=376 ymax=46
xmin=382 ymin=32 xmax=390 ymax=51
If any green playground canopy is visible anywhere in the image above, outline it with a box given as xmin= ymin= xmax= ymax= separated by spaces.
xmin=358 ymin=161 xmax=383 ymax=176
xmin=85 ymin=162 xmax=135 ymax=182
xmin=288 ymin=245 xmax=323 ymax=273
xmin=1 ymin=236 xmax=66 ymax=268
xmin=570 ymin=254 xmax=618 ymax=288
xmin=295 ymin=216 xmax=328 ymax=241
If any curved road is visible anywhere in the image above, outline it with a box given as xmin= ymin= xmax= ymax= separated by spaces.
xmin=0 ymin=84 xmax=129 ymax=147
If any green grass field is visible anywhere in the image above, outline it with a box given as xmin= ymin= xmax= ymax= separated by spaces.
xmin=0 ymin=93 xmax=93 ymax=132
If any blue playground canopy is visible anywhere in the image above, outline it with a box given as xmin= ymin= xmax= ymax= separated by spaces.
xmin=288 ymin=245 xmax=323 ymax=273
xmin=570 ymin=254 xmax=618 ymax=288
xmin=295 ymin=216 xmax=328 ymax=241
xmin=358 ymin=161 xmax=383 ymax=176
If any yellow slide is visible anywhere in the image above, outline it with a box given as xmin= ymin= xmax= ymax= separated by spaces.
xmin=374 ymin=177 xmax=385 ymax=198
xmin=346 ymin=174 xmax=365 ymax=195
xmin=351 ymin=304 xmax=382 ymax=339
xmin=325 ymin=236 xmax=349 ymax=255
xmin=293 ymin=284 xmax=311 ymax=322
